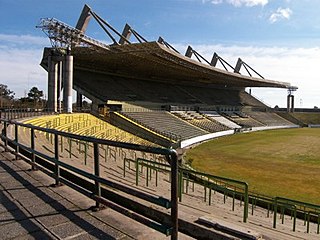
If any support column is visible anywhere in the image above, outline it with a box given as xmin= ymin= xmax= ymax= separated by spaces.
xmin=48 ymin=55 xmax=58 ymax=112
xmin=287 ymin=95 xmax=291 ymax=112
xmin=57 ymin=61 xmax=63 ymax=113
xmin=63 ymin=53 xmax=73 ymax=113
xmin=287 ymin=94 xmax=295 ymax=112
xmin=291 ymin=95 xmax=295 ymax=112
xmin=76 ymin=92 xmax=83 ymax=111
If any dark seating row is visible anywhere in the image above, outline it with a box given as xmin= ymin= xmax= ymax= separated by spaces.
xmin=122 ymin=111 xmax=209 ymax=140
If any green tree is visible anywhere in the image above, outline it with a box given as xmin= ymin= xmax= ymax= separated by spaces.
xmin=0 ymin=84 xmax=15 ymax=107
xmin=27 ymin=87 xmax=43 ymax=102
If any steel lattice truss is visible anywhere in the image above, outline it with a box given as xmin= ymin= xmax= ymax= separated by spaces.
xmin=36 ymin=18 xmax=110 ymax=50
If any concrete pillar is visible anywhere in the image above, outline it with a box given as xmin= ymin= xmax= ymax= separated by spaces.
xmin=76 ymin=92 xmax=83 ymax=110
xmin=63 ymin=54 xmax=73 ymax=113
xmin=287 ymin=94 xmax=295 ymax=112
xmin=48 ymin=56 xmax=58 ymax=112
xmin=57 ymin=61 xmax=62 ymax=113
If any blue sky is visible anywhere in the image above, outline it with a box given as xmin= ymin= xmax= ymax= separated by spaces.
xmin=1 ymin=0 xmax=320 ymax=107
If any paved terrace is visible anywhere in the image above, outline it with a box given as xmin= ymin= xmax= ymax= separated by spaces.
xmin=0 ymin=148 xmax=193 ymax=240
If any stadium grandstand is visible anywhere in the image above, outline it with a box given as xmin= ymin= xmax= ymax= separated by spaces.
xmin=37 ymin=4 xmax=299 ymax=148
xmin=3 ymin=4 xmax=320 ymax=240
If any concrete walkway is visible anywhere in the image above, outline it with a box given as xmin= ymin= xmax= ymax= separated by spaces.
xmin=0 ymin=148 xmax=191 ymax=240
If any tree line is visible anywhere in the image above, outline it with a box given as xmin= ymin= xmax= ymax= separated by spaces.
xmin=0 ymin=84 xmax=44 ymax=108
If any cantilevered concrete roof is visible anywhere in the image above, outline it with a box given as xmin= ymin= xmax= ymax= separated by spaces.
xmin=69 ymin=41 xmax=291 ymax=89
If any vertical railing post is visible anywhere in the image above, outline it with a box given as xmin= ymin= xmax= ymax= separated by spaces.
xmin=178 ymin=168 xmax=183 ymax=202
xmin=54 ymin=133 xmax=60 ymax=186
xmin=169 ymin=150 xmax=179 ymax=240
xmin=273 ymin=198 xmax=278 ymax=229
xmin=3 ymin=121 xmax=8 ymax=149
xmin=84 ymin=142 xmax=88 ymax=165
xmin=136 ymin=159 xmax=139 ymax=186
xmin=244 ymin=183 xmax=249 ymax=223
xmin=94 ymin=142 xmax=101 ymax=209
xmin=307 ymin=212 xmax=310 ymax=233
xmin=293 ymin=208 xmax=297 ymax=232
xmin=123 ymin=158 xmax=126 ymax=177
xmin=60 ymin=135 xmax=63 ymax=153
xmin=232 ymin=192 xmax=235 ymax=211
xmin=14 ymin=124 xmax=19 ymax=160
xmin=69 ymin=138 xmax=72 ymax=158
xmin=146 ymin=164 xmax=149 ymax=187
xmin=30 ymin=128 xmax=36 ymax=170
xmin=317 ymin=213 xmax=320 ymax=234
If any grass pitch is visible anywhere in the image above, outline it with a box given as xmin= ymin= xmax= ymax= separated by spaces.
xmin=185 ymin=128 xmax=320 ymax=205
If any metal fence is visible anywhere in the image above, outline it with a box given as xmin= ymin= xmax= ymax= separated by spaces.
xmin=0 ymin=118 xmax=180 ymax=239
xmin=1 ymin=110 xmax=320 ymax=237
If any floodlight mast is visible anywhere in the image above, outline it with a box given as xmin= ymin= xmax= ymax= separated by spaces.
xmin=36 ymin=18 xmax=110 ymax=50
xmin=287 ymin=86 xmax=298 ymax=112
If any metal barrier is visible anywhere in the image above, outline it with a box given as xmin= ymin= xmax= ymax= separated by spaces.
xmin=0 ymin=108 xmax=56 ymax=120
xmin=0 ymin=119 xmax=180 ymax=239
xmin=124 ymin=157 xmax=249 ymax=223
xmin=273 ymin=197 xmax=320 ymax=234
xmin=129 ymin=155 xmax=320 ymax=235
xmin=179 ymin=167 xmax=249 ymax=223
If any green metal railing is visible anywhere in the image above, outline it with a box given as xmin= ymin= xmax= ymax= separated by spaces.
xmin=274 ymin=197 xmax=320 ymax=234
xmin=123 ymin=157 xmax=249 ymax=223
xmin=0 ymin=119 xmax=180 ymax=240
xmin=178 ymin=167 xmax=249 ymax=223
xmin=124 ymin=155 xmax=320 ymax=235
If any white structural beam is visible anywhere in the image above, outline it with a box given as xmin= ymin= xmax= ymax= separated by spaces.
xmin=63 ymin=54 xmax=74 ymax=113
xmin=48 ymin=55 xmax=58 ymax=112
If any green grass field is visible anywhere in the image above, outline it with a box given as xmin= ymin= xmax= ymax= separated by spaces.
xmin=185 ymin=128 xmax=320 ymax=205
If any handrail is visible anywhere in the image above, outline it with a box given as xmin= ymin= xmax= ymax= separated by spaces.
xmin=273 ymin=196 xmax=320 ymax=233
xmin=128 ymin=157 xmax=249 ymax=223
xmin=0 ymin=118 xmax=179 ymax=239
xmin=5 ymin=120 xmax=173 ymax=155
xmin=179 ymin=166 xmax=249 ymax=222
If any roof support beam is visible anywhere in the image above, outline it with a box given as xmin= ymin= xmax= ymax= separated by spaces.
xmin=211 ymin=53 xmax=235 ymax=72
xmin=210 ymin=52 xmax=219 ymax=66
xmin=76 ymin=4 xmax=92 ymax=33
xmin=119 ymin=24 xmax=132 ymax=45
xmin=90 ymin=11 xmax=119 ymax=45
xmin=234 ymin=58 xmax=242 ymax=74
xmin=234 ymin=58 xmax=264 ymax=79
xmin=158 ymin=37 xmax=180 ymax=54
xmin=130 ymin=28 xmax=148 ymax=43
xmin=185 ymin=46 xmax=193 ymax=58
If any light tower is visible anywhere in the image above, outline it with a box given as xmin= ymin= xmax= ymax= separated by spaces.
xmin=287 ymin=86 xmax=298 ymax=112
xmin=36 ymin=4 xmax=109 ymax=113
